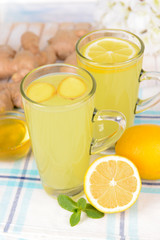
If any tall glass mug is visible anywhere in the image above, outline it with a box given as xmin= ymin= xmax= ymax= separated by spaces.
xmin=76 ymin=29 xmax=160 ymax=135
xmin=20 ymin=64 xmax=126 ymax=196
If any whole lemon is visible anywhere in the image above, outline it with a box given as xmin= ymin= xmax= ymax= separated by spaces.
xmin=115 ymin=124 xmax=160 ymax=180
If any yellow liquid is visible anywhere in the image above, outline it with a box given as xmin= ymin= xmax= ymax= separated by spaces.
xmin=78 ymin=37 xmax=143 ymax=135
xmin=24 ymin=74 xmax=94 ymax=193
xmin=0 ymin=118 xmax=30 ymax=159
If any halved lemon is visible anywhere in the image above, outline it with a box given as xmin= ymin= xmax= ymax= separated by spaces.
xmin=57 ymin=76 xmax=86 ymax=99
xmin=26 ymin=82 xmax=56 ymax=103
xmin=84 ymin=155 xmax=141 ymax=213
xmin=83 ymin=37 xmax=139 ymax=64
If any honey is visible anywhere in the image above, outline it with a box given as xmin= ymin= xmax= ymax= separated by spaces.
xmin=0 ymin=111 xmax=30 ymax=160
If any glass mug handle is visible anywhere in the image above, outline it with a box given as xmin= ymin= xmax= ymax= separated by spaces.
xmin=135 ymin=70 xmax=160 ymax=114
xmin=90 ymin=110 xmax=126 ymax=155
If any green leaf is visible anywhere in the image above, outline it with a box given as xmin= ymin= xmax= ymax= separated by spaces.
xmin=77 ymin=198 xmax=87 ymax=210
xmin=57 ymin=194 xmax=78 ymax=212
xmin=84 ymin=203 xmax=104 ymax=218
xmin=70 ymin=210 xmax=81 ymax=227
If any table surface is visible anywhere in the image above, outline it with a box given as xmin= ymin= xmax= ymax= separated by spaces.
xmin=0 ymin=22 xmax=160 ymax=240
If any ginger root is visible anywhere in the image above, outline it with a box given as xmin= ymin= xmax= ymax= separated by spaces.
xmin=7 ymin=81 xmax=23 ymax=108
xmin=0 ymin=45 xmax=16 ymax=79
xmin=0 ymin=82 xmax=13 ymax=112
xmin=0 ymin=89 xmax=13 ymax=112
xmin=42 ymin=45 xmax=57 ymax=64
xmin=74 ymin=22 xmax=92 ymax=37
xmin=11 ymin=48 xmax=57 ymax=82
xmin=21 ymin=31 xmax=39 ymax=54
xmin=11 ymin=50 xmax=38 ymax=82
xmin=0 ymin=45 xmax=16 ymax=58
xmin=48 ymin=30 xmax=79 ymax=60
xmin=60 ymin=51 xmax=77 ymax=73
xmin=35 ymin=45 xmax=57 ymax=66
xmin=64 ymin=51 xmax=77 ymax=66
xmin=0 ymin=81 xmax=23 ymax=112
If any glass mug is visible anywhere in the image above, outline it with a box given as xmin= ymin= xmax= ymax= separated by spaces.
xmin=20 ymin=64 xmax=126 ymax=196
xmin=76 ymin=29 xmax=160 ymax=136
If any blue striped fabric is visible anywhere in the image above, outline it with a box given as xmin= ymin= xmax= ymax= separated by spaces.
xmin=0 ymin=110 xmax=160 ymax=240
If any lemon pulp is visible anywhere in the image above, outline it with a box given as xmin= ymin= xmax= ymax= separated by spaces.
xmin=84 ymin=155 xmax=141 ymax=213
xmin=82 ymin=37 xmax=139 ymax=64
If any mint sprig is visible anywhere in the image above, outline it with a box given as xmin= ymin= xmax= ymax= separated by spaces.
xmin=57 ymin=194 xmax=78 ymax=212
xmin=57 ymin=194 xmax=104 ymax=226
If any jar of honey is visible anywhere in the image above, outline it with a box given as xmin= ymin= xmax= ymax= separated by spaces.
xmin=0 ymin=111 xmax=30 ymax=160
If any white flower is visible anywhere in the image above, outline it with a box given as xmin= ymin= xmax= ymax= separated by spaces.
xmin=127 ymin=11 xmax=150 ymax=33
xmin=101 ymin=3 xmax=129 ymax=29
xmin=95 ymin=0 xmax=160 ymax=54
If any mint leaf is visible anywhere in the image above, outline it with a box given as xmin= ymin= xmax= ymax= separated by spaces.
xmin=57 ymin=194 xmax=78 ymax=212
xmin=77 ymin=198 xmax=87 ymax=210
xmin=57 ymin=195 xmax=104 ymax=227
xmin=84 ymin=203 xmax=104 ymax=218
xmin=70 ymin=210 xmax=81 ymax=227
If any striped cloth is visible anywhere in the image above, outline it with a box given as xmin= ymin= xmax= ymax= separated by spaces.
xmin=0 ymin=110 xmax=160 ymax=240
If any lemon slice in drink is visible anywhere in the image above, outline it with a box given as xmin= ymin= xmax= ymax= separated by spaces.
xmin=84 ymin=155 xmax=141 ymax=213
xmin=83 ymin=37 xmax=139 ymax=64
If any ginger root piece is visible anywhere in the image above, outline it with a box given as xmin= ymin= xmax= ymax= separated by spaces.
xmin=0 ymin=88 xmax=13 ymax=112
xmin=0 ymin=45 xmax=16 ymax=79
xmin=48 ymin=30 xmax=79 ymax=60
xmin=35 ymin=45 xmax=57 ymax=66
xmin=60 ymin=51 xmax=77 ymax=73
xmin=7 ymin=81 xmax=23 ymax=109
xmin=0 ymin=45 xmax=16 ymax=58
xmin=64 ymin=51 xmax=77 ymax=66
xmin=57 ymin=76 xmax=86 ymax=99
xmin=21 ymin=31 xmax=39 ymax=54
xmin=74 ymin=22 xmax=92 ymax=37
xmin=11 ymin=50 xmax=38 ymax=82
xmin=42 ymin=45 xmax=57 ymax=64
xmin=34 ymin=51 xmax=48 ymax=66
xmin=27 ymin=82 xmax=56 ymax=103
xmin=11 ymin=48 xmax=56 ymax=82
xmin=12 ymin=69 xmax=31 ymax=82
xmin=0 ymin=81 xmax=23 ymax=111
xmin=0 ymin=57 xmax=13 ymax=79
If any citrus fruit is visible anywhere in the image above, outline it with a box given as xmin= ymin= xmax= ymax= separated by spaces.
xmin=27 ymin=82 xmax=56 ymax=103
xmin=115 ymin=124 xmax=160 ymax=180
xmin=83 ymin=37 xmax=139 ymax=64
xmin=57 ymin=76 xmax=86 ymax=99
xmin=84 ymin=155 xmax=141 ymax=213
